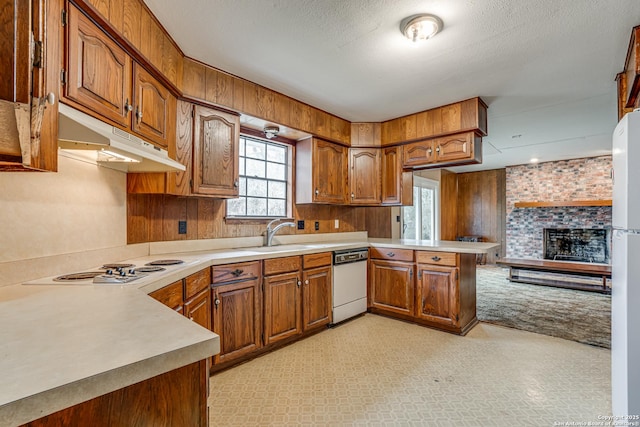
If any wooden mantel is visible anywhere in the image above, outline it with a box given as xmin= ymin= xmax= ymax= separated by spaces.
xmin=513 ymin=200 xmax=612 ymax=208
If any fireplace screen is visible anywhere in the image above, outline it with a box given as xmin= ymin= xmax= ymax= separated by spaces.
xmin=543 ymin=228 xmax=610 ymax=264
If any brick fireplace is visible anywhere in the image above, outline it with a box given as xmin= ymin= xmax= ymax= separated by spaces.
xmin=506 ymin=156 xmax=612 ymax=261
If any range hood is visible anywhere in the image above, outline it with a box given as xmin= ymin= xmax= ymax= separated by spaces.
xmin=58 ymin=103 xmax=185 ymax=173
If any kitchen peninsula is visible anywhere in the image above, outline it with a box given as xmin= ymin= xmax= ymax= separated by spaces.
xmin=0 ymin=235 xmax=495 ymax=425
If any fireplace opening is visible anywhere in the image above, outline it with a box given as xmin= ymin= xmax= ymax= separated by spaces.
xmin=543 ymin=228 xmax=610 ymax=264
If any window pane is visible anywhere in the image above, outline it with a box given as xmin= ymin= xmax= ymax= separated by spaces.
xmin=239 ymin=138 xmax=245 ymax=156
xmin=403 ymin=204 xmax=416 ymax=239
xmin=247 ymin=197 xmax=267 ymax=216
xmin=239 ymin=157 xmax=245 ymax=176
xmin=245 ymin=140 xmax=265 ymax=160
xmin=268 ymin=199 xmax=285 ymax=217
xmin=227 ymin=197 xmax=246 ymax=216
xmin=421 ymin=188 xmax=433 ymax=240
xmin=245 ymin=158 xmax=266 ymax=178
xmin=268 ymin=181 xmax=286 ymax=199
xmin=246 ymin=178 xmax=267 ymax=197
xmin=238 ymin=177 xmax=247 ymax=196
xmin=267 ymin=144 xmax=286 ymax=163
xmin=266 ymin=162 xmax=285 ymax=180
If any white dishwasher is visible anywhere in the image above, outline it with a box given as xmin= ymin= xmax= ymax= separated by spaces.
xmin=332 ymin=248 xmax=369 ymax=324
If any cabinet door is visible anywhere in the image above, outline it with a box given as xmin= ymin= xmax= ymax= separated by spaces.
xmin=381 ymin=146 xmax=402 ymax=205
xmin=264 ymin=272 xmax=301 ymax=345
xmin=212 ymin=278 xmax=262 ymax=364
xmin=312 ymin=139 xmax=347 ymax=204
xmin=416 ymin=265 xmax=459 ymax=327
xmin=132 ymin=63 xmax=171 ymax=148
xmin=369 ymin=259 xmax=414 ymax=317
xmin=433 ymin=132 xmax=473 ymax=163
xmin=192 ymin=106 xmax=240 ymax=197
xmin=349 ymin=148 xmax=380 ymax=205
xmin=184 ymin=288 xmax=211 ymax=330
xmin=302 ymin=266 xmax=332 ymax=331
xmin=402 ymin=140 xmax=434 ymax=168
xmin=65 ymin=4 xmax=132 ymax=127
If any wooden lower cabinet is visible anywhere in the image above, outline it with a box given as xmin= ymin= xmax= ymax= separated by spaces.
xmin=263 ymin=271 xmax=302 ymax=344
xmin=21 ymin=359 xmax=210 ymax=426
xmin=369 ymin=249 xmax=478 ymax=335
xmin=368 ymin=259 xmax=415 ymax=317
xmin=302 ymin=265 xmax=332 ymax=331
xmin=415 ymin=265 xmax=459 ymax=328
xmin=211 ymin=276 xmax=262 ymax=365
xmin=185 ymin=288 xmax=211 ymax=330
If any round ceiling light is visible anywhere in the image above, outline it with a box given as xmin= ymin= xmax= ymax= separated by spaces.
xmin=400 ymin=14 xmax=443 ymax=42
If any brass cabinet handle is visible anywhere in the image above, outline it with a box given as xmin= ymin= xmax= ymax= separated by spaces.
xmin=431 ymin=256 xmax=441 ymax=262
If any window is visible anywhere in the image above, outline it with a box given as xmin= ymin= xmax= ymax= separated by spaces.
xmin=226 ymin=136 xmax=291 ymax=218
xmin=401 ymin=176 xmax=439 ymax=240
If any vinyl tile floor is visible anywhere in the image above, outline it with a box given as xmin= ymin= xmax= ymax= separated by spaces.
xmin=208 ymin=315 xmax=611 ymax=426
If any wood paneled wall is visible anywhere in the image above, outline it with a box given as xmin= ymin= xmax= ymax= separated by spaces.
xmin=456 ymin=169 xmax=506 ymax=263
xmin=363 ymin=207 xmax=393 ymax=238
xmin=127 ymin=195 xmax=367 ymax=243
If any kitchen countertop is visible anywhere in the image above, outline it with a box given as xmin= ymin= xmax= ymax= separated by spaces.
xmin=0 ymin=236 xmax=495 ymax=425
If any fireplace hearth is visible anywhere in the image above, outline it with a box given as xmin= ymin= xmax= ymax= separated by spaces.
xmin=543 ymin=228 xmax=610 ymax=264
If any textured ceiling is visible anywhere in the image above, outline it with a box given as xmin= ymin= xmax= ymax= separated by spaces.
xmin=144 ymin=0 xmax=640 ymax=171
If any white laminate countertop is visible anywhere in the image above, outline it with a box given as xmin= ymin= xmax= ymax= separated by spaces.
xmin=0 ymin=236 xmax=495 ymax=425
xmin=0 ymin=285 xmax=219 ymax=426
xmin=368 ymin=238 xmax=500 ymax=254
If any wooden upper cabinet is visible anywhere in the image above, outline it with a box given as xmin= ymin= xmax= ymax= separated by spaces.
xmin=402 ymin=139 xmax=435 ymax=167
xmin=381 ymin=146 xmax=402 ymax=205
xmin=65 ymin=3 xmax=132 ymax=127
xmin=132 ymin=63 xmax=172 ymax=148
xmin=381 ymin=98 xmax=488 ymax=145
xmin=349 ymin=148 xmax=380 ymax=205
xmin=402 ymin=131 xmax=482 ymax=169
xmin=351 ymin=123 xmax=381 ymax=147
xmin=296 ymin=137 xmax=348 ymax=204
xmin=192 ymin=105 xmax=240 ymax=197
xmin=434 ymin=132 xmax=481 ymax=164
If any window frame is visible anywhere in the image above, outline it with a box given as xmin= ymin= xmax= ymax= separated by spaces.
xmin=225 ymin=134 xmax=293 ymax=220
xmin=401 ymin=176 xmax=440 ymax=241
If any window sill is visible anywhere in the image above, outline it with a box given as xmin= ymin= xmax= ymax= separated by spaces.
xmin=224 ymin=217 xmax=295 ymax=225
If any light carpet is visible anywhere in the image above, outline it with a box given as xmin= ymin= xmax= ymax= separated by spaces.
xmin=476 ymin=265 xmax=611 ymax=348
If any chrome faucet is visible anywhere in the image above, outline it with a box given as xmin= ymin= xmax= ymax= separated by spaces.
xmin=264 ymin=219 xmax=296 ymax=247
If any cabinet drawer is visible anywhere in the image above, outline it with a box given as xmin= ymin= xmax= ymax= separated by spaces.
xmin=264 ymin=256 xmax=302 ymax=276
xmin=415 ymin=251 xmax=458 ymax=267
xmin=149 ymin=280 xmax=183 ymax=309
xmin=370 ymin=247 xmax=413 ymax=262
xmin=303 ymin=252 xmax=332 ymax=269
xmin=185 ymin=268 xmax=211 ymax=300
xmin=212 ymin=261 xmax=261 ymax=285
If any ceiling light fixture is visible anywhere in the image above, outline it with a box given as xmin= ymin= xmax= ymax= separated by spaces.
xmin=264 ymin=125 xmax=280 ymax=139
xmin=400 ymin=14 xmax=443 ymax=42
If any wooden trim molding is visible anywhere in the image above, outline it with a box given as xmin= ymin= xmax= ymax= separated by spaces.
xmin=513 ymin=200 xmax=612 ymax=208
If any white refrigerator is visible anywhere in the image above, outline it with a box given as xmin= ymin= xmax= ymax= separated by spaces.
xmin=612 ymin=110 xmax=640 ymax=416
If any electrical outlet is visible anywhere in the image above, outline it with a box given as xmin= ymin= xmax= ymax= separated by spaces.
xmin=297 ymin=220 xmax=305 ymax=230
xmin=334 ymin=219 xmax=339 ymax=229
xmin=396 ymin=215 xmax=401 ymax=222
xmin=178 ymin=221 xmax=187 ymax=234
xmin=314 ymin=221 xmax=320 ymax=231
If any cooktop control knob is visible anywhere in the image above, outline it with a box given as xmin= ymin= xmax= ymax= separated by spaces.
xmin=105 ymin=269 xmax=113 ymax=275
xmin=129 ymin=269 xmax=136 ymax=275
